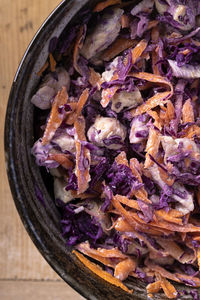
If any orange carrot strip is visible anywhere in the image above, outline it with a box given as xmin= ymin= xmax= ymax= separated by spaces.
xmin=151 ymin=27 xmax=159 ymax=42
xmin=131 ymin=39 xmax=148 ymax=65
xmin=48 ymin=153 xmax=74 ymax=169
xmin=81 ymin=251 xmax=120 ymax=268
xmin=100 ymin=38 xmax=136 ymax=62
xmin=115 ymin=195 xmax=140 ymax=210
xmin=66 ymin=88 xmax=89 ymax=125
xmin=131 ymin=91 xmax=171 ymax=117
xmin=114 ymin=258 xmax=136 ymax=281
xmin=152 ymin=50 xmax=160 ymax=75
xmin=88 ymin=68 xmax=101 ymax=88
xmin=198 ymin=248 xmax=200 ymax=271
xmin=49 ymin=53 xmax=56 ymax=72
xmin=73 ymin=26 xmax=85 ymax=75
xmin=121 ymin=14 xmax=129 ymax=28
xmin=129 ymin=72 xmax=173 ymax=89
xmin=115 ymin=151 xmax=129 ymax=166
xmin=129 ymin=158 xmax=142 ymax=182
xmin=147 ymin=110 xmax=163 ymax=130
xmin=73 ymin=250 xmax=133 ymax=294
xmin=78 ymin=241 xmax=127 ymax=259
xmin=144 ymin=128 xmax=160 ymax=168
xmin=74 ymin=116 xmax=91 ymax=194
xmin=93 ymin=0 xmax=121 ymax=12
xmin=37 ymin=61 xmax=49 ymax=77
xmin=42 ymin=87 xmax=68 ymax=145
xmin=160 ymin=278 xmax=177 ymax=299
xmin=146 ymin=281 xmax=161 ymax=294
xmin=182 ymin=98 xmax=194 ymax=123
xmin=76 ymin=88 xmax=89 ymax=116
xmin=101 ymin=86 xmax=119 ymax=108
xmin=148 ymin=20 xmax=159 ymax=30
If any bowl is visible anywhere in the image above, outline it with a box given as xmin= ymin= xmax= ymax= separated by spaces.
xmin=4 ymin=1 xmax=195 ymax=299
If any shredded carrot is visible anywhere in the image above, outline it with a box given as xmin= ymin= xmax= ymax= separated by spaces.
xmin=131 ymin=91 xmax=172 ymax=117
xmin=121 ymin=14 xmax=129 ymax=28
xmin=155 ymin=210 xmax=183 ymax=225
xmin=175 ymin=273 xmax=200 ymax=287
xmin=74 ymin=116 xmax=91 ymax=194
xmin=49 ymin=53 xmax=56 ymax=72
xmin=144 ymin=128 xmax=160 ymax=168
xmin=146 ymin=281 xmax=161 ymax=294
xmin=66 ymin=88 xmax=89 ymax=125
xmin=37 ymin=61 xmax=49 ymax=77
xmin=129 ymin=158 xmax=142 ymax=182
xmin=114 ymin=195 xmax=140 ymax=210
xmin=42 ymin=87 xmax=68 ymax=145
xmin=151 ymin=27 xmax=159 ymax=42
xmin=160 ymin=277 xmax=177 ymax=299
xmin=101 ymin=86 xmax=119 ymax=108
xmin=182 ymin=98 xmax=194 ymax=123
xmin=115 ymin=151 xmax=129 ymax=166
xmin=48 ymin=153 xmax=74 ymax=169
xmin=152 ymin=49 xmax=160 ymax=75
xmin=78 ymin=241 xmax=127 ymax=259
xmin=198 ymin=248 xmax=200 ymax=271
xmin=148 ymin=20 xmax=159 ymax=30
xmin=100 ymin=38 xmax=136 ymax=62
xmin=73 ymin=250 xmax=133 ymax=294
xmin=73 ymin=25 xmax=85 ymax=75
xmin=147 ymin=110 xmax=163 ymax=130
xmin=88 ymin=68 xmax=101 ymax=88
xmin=114 ymin=258 xmax=136 ymax=281
xmin=93 ymin=0 xmax=121 ymax=12
xmin=131 ymin=39 xmax=148 ymax=65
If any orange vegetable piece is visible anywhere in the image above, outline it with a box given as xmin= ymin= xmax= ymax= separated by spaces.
xmin=73 ymin=250 xmax=133 ymax=294
xmin=114 ymin=258 xmax=136 ymax=281
xmin=131 ymin=39 xmax=148 ymax=64
xmin=182 ymin=98 xmax=194 ymax=123
xmin=93 ymin=0 xmax=121 ymax=12
xmin=146 ymin=281 xmax=161 ymax=294
xmin=101 ymin=86 xmax=119 ymax=108
xmin=198 ymin=248 xmax=200 ymax=271
xmin=73 ymin=25 xmax=85 ymax=75
xmin=49 ymin=53 xmax=56 ymax=72
xmin=144 ymin=128 xmax=160 ymax=168
xmin=121 ymin=14 xmax=129 ymax=28
xmin=160 ymin=278 xmax=177 ymax=299
xmin=88 ymin=68 xmax=101 ymax=88
xmin=37 ymin=61 xmax=49 ymax=77
xmin=48 ymin=153 xmax=74 ymax=169
xmin=100 ymin=37 xmax=136 ymax=62
xmin=66 ymin=88 xmax=89 ymax=125
xmin=74 ymin=116 xmax=91 ymax=194
xmin=115 ymin=151 xmax=129 ymax=166
xmin=42 ymin=87 xmax=68 ymax=145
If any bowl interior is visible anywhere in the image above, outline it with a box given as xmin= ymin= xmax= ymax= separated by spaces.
xmin=5 ymin=1 xmax=197 ymax=299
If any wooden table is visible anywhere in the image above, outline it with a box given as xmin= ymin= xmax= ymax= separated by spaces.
xmin=0 ymin=1 xmax=83 ymax=299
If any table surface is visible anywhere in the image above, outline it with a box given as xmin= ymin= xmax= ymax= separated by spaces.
xmin=0 ymin=1 xmax=83 ymax=299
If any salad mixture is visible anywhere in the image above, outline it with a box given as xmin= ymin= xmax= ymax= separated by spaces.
xmin=32 ymin=0 xmax=200 ymax=298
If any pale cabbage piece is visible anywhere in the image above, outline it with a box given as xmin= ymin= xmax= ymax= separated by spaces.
xmin=31 ymin=67 xmax=70 ymax=109
xmin=149 ymin=164 xmax=194 ymax=214
xmin=129 ymin=116 xmax=148 ymax=144
xmin=81 ymin=8 xmax=123 ymax=60
xmin=161 ymin=136 xmax=200 ymax=164
xmin=54 ymin=178 xmax=74 ymax=203
xmin=53 ymin=133 xmax=76 ymax=154
xmin=168 ymin=59 xmax=200 ymax=78
xmin=111 ymin=89 xmax=143 ymax=113
xmin=87 ymin=116 xmax=126 ymax=150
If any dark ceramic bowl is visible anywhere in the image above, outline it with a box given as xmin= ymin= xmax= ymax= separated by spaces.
xmin=4 ymin=1 xmax=196 ymax=299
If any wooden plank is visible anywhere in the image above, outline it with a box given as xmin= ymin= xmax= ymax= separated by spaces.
xmin=0 ymin=0 xmax=65 ymax=280
xmin=0 ymin=280 xmax=84 ymax=300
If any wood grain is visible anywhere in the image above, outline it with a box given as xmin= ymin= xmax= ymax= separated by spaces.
xmin=0 ymin=1 xmax=81 ymax=296
xmin=0 ymin=281 xmax=85 ymax=300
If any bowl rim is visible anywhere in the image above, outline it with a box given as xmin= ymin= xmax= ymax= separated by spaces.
xmin=4 ymin=1 xmax=93 ymax=299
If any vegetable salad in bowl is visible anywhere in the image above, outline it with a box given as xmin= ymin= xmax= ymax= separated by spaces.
xmin=31 ymin=0 xmax=200 ymax=298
